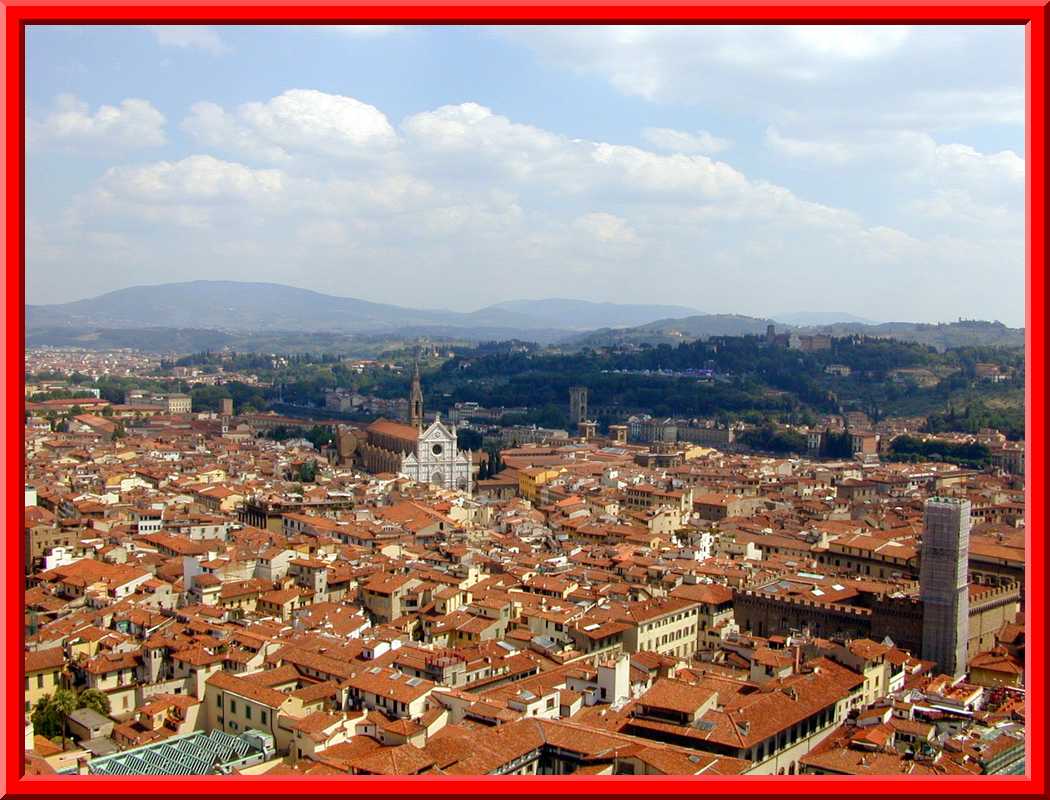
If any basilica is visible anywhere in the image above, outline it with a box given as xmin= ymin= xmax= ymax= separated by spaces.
xmin=357 ymin=363 xmax=474 ymax=493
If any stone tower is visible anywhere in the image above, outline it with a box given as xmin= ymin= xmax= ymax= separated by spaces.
xmin=569 ymin=386 xmax=588 ymax=426
xmin=409 ymin=360 xmax=424 ymax=430
xmin=920 ymin=497 xmax=971 ymax=678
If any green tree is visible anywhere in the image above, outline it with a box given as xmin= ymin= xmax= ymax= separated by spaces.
xmin=457 ymin=428 xmax=483 ymax=452
xmin=298 ymin=460 xmax=317 ymax=483
xmin=76 ymin=688 xmax=111 ymax=717
xmin=31 ymin=688 xmax=77 ymax=740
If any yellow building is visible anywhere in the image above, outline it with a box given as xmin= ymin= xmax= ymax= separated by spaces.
xmin=518 ymin=467 xmax=564 ymax=503
xmin=205 ymin=670 xmax=307 ymax=753
xmin=25 ymin=647 xmax=66 ymax=715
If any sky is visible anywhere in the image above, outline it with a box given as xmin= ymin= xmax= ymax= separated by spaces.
xmin=25 ymin=24 xmax=1026 ymax=326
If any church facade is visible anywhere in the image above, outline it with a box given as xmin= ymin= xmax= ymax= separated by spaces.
xmin=400 ymin=416 xmax=473 ymax=492
xmin=357 ymin=363 xmax=473 ymax=493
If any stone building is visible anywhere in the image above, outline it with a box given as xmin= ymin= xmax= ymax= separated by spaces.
xmin=920 ymin=497 xmax=970 ymax=678
xmin=357 ymin=368 xmax=472 ymax=492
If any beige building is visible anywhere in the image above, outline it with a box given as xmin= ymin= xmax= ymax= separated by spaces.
xmin=166 ymin=394 xmax=192 ymax=414
xmin=205 ymin=670 xmax=307 ymax=753
xmin=25 ymin=647 xmax=65 ymax=715
xmin=344 ymin=666 xmax=436 ymax=720
xmin=619 ymin=598 xmax=701 ymax=659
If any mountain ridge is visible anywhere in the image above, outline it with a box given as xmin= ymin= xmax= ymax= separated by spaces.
xmin=26 ymin=281 xmax=701 ymax=336
xmin=26 ymin=281 xmax=1023 ymax=352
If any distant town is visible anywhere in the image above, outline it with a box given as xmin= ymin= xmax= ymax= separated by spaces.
xmin=23 ymin=326 xmax=1025 ymax=777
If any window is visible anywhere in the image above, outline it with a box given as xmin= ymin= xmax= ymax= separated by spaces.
xmin=230 ymin=700 xmax=237 ymax=713
xmin=261 ymin=711 xmax=268 ymax=725
xmin=245 ymin=706 xmax=252 ymax=720
xmin=216 ymin=694 xmax=222 ymax=707
xmin=37 ymin=675 xmax=43 ymax=689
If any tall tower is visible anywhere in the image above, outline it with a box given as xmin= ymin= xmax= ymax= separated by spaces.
xmin=920 ymin=497 xmax=971 ymax=678
xmin=409 ymin=361 xmax=424 ymax=430
xmin=569 ymin=386 xmax=588 ymax=426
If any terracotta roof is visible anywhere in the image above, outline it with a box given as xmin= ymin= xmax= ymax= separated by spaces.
xmin=25 ymin=647 xmax=65 ymax=673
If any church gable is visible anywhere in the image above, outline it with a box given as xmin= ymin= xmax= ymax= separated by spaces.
xmin=420 ymin=418 xmax=455 ymax=444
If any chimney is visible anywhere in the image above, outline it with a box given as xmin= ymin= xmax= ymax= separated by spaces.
xmin=77 ymin=756 xmax=90 ymax=775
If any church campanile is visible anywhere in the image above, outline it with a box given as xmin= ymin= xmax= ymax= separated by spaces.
xmin=409 ymin=360 xmax=424 ymax=430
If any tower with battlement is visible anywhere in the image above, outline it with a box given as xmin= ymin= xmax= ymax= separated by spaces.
xmin=920 ymin=497 xmax=971 ymax=678
xmin=569 ymin=386 xmax=588 ymax=426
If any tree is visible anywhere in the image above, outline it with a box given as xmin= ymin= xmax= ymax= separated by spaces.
xmin=298 ymin=460 xmax=318 ymax=483
xmin=457 ymin=428 xmax=483 ymax=452
xmin=76 ymin=688 xmax=111 ymax=717
xmin=31 ymin=688 xmax=77 ymax=740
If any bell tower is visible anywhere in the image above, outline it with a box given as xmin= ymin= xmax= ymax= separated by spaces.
xmin=409 ymin=359 xmax=424 ymax=430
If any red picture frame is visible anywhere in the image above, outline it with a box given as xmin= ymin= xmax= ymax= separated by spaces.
xmin=2 ymin=5 xmax=1045 ymax=798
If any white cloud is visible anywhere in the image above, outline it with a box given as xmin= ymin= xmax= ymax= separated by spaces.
xmin=764 ymin=126 xmax=856 ymax=165
xmin=70 ymin=155 xmax=286 ymax=230
xmin=403 ymin=102 xmax=752 ymax=200
xmin=764 ymin=126 xmax=1024 ymax=205
xmin=500 ymin=26 xmax=916 ymax=101
xmin=297 ymin=220 xmax=351 ymax=246
xmin=641 ymin=127 xmax=732 ymax=154
xmin=38 ymin=91 xmax=1022 ymax=323
xmin=573 ymin=212 xmax=640 ymax=244
xmin=182 ymin=89 xmax=398 ymax=162
xmin=497 ymin=26 xmax=1022 ymax=135
xmin=98 ymin=155 xmax=285 ymax=203
xmin=145 ymin=25 xmax=230 ymax=54
xmin=787 ymin=26 xmax=911 ymax=60
xmin=27 ymin=94 xmax=166 ymax=152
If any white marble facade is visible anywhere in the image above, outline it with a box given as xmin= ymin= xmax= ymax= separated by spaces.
xmin=400 ymin=414 xmax=473 ymax=492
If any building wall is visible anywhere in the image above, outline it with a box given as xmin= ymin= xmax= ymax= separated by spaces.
xmin=624 ymin=606 xmax=700 ymax=659
xmin=401 ymin=423 xmax=472 ymax=492
xmin=25 ymin=665 xmax=63 ymax=715
xmin=569 ymin=387 xmax=588 ymax=425
xmin=920 ymin=498 xmax=971 ymax=677
xmin=734 ymin=592 xmax=873 ymax=642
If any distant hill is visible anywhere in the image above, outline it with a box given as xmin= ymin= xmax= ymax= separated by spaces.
xmin=802 ymin=320 xmax=1025 ymax=351
xmin=566 ymin=315 xmax=1024 ymax=351
xmin=566 ymin=314 xmax=778 ymax=347
xmin=25 ymin=327 xmax=239 ymax=353
xmin=26 ymin=281 xmax=698 ymax=339
xmin=773 ymin=311 xmax=879 ymax=326
xmin=25 ymin=281 xmax=1023 ymax=353
xmin=482 ymin=299 xmax=703 ymax=331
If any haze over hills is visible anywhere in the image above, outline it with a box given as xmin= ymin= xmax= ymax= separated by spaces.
xmin=25 ymin=280 xmax=1024 ymax=352
xmin=571 ymin=315 xmax=1025 ymax=352
xmin=484 ymin=299 xmax=703 ymax=330
xmin=771 ymin=311 xmax=880 ymax=326
xmin=26 ymin=281 xmax=699 ymax=339
xmin=569 ymin=314 xmax=780 ymax=347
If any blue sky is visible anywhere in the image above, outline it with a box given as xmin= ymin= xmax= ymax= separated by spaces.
xmin=25 ymin=25 xmax=1026 ymax=325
